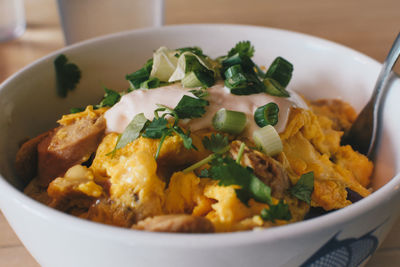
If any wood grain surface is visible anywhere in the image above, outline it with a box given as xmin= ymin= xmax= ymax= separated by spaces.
xmin=0 ymin=0 xmax=399 ymax=266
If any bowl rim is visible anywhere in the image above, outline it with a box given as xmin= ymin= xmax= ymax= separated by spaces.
xmin=1 ymin=23 xmax=398 ymax=248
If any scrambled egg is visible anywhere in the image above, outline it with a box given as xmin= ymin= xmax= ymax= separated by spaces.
xmin=25 ymin=100 xmax=373 ymax=232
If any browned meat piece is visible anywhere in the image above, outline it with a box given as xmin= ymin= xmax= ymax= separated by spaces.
xmin=132 ymin=214 xmax=215 ymax=233
xmin=47 ymin=165 xmax=103 ymax=215
xmin=230 ymin=141 xmax=290 ymax=199
xmin=85 ymin=198 xmax=137 ymax=228
xmin=15 ymin=130 xmax=52 ymax=186
xmin=37 ymin=115 xmax=106 ymax=187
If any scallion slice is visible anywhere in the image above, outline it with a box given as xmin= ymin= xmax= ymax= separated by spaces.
xmin=265 ymin=57 xmax=293 ymax=87
xmin=169 ymin=52 xmax=215 ymax=82
xmin=224 ymin=64 xmax=265 ymax=95
xmin=254 ymin=102 xmax=279 ymax=127
xmin=253 ymin=125 xmax=283 ymax=156
xmin=182 ymin=70 xmax=215 ymax=88
xmin=182 ymin=71 xmax=203 ymax=87
xmin=224 ymin=64 xmax=243 ymax=79
xmin=150 ymin=47 xmax=179 ymax=82
xmin=212 ymin=108 xmax=247 ymax=134
xmin=263 ymin=78 xmax=290 ymax=97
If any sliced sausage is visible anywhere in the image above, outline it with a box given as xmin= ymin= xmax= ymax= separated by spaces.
xmin=230 ymin=141 xmax=291 ymax=199
xmin=47 ymin=165 xmax=103 ymax=213
xmin=85 ymin=198 xmax=137 ymax=228
xmin=132 ymin=214 xmax=215 ymax=233
xmin=15 ymin=130 xmax=52 ymax=186
xmin=37 ymin=115 xmax=106 ymax=187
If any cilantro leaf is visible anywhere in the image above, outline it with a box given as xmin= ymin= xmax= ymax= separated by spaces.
xmin=172 ymin=126 xmax=196 ymax=150
xmin=199 ymin=168 xmax=210 ymax=178
xmin=208 ymin=156 xmax=272 ymax=205
xmin=260 ymin=200 xmax=292 ymax=222
xmin=126 ymin=58 xmax=153 ymax=89
xmin=227 ymin=41 xmax=255 ymax=58
xmin=54 ymin=54 xmax=81 ymax=98
xmin=174 ymin=95 xmax=209 ymax=119
xmin=95 ymin=87 xmax=121 ymax=109
xmin=142 ymin=117 xmax=169 ymax=139
xmin=109 ymin=113 xmax=148 ymax=156
xmin=202 ymin=134 xmax=229 ymax=154
xmin=289 ymin=171 xmax=314 ymax=204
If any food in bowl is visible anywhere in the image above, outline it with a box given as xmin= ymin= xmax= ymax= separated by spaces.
xmin=16 ymin=41 xmax=373 ymax=233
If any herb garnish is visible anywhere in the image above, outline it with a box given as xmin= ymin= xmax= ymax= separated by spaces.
xmin=70 ymin=87 xmax=122 ymax=114
xmin=126 ymin=58 xmax=154 ymax=89
xmin=95 ymin=87 xmax=121 ymax=109
xmin=54 ymin=54 xmax=81 ymax=98
xmin=174 ymin=95 xmax=209 ymax=119
xmin=227 ymin=40 xmax=255 ymax=58
xmin=207 ymin=155 xmax=272 ymax=205
xmin=109 ymin=95 xmax=207 ymax=159
xmin=108 ymin=113 xmax=148 ymax=156
xmin=202 ymin=133 xmax=229 ymax=154
xmin=260 ymin=200 xmax=292 ymax=222
xmin=289 ymin=171 xmax=314 ymax=204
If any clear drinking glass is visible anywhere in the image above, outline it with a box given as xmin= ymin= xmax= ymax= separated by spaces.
xmin=56 ymin=0 xmax=164 ymax=45
xmin=0 ymin=0 xmax=26 ymax=42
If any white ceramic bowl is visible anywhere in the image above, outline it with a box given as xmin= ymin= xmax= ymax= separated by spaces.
xmin=1 ymin=24 xmax=400 ymax=267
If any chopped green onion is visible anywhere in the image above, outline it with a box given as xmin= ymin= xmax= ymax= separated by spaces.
xmin=224 ymin=64 xmax=243 ymax=79
xmin=212 ymin=108 xmax=247 ymax=134
xmin=169 ymin=52 xmax=215 ymax=83
xmin=265 ymin=56 xmax=293 ymax=87
xmin=222 ymin=54 xmax=255 ymax=74
xmin=225 ymin=72 xmax=247 ymax=89
xmin=263 ymin=78 xmax=290 ymax=97
xmin=140 ymin=77 xmax=160 ymax=89
xmin=224 ymin=64 xmax=264 ymax=95
xmin=236 ymin=142 xmax=246 ymax=164
xmin=254 ymin=102 xmax=279 ymax=127
xmin=182 ymin=70 xmax=215 ymax=88
xmin=182 ymin=71 xmax=203 ymax=87
xmin=150 ymin=47 xmax=179 ymax=82
xmin=253 ymin=125 xmax=282 ymax=156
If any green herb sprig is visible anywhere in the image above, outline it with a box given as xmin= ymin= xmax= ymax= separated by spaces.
xmin=54 ymin=54 xmax=81 ymax=98
xmin=260 ymin=200 xmax=292 ymax=222
xmin=289 ymin=171 xmax=314 ymax=204
xmin=207 ymin=155 xmax=273 ymax=205
xmin=110 ymin=95 xmax=208 ymax=159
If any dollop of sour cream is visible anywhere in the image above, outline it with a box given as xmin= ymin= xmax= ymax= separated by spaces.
xmin=104 ymin=82 xmax=308 ymax=138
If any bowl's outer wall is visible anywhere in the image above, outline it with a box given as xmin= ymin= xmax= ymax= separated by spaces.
xmin=1 ymin=25 xmax=400 ymax=267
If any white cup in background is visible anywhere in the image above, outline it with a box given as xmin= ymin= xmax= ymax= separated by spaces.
xmin=0 ymin=0 xmax=26 ymax=42
xmin=56 ymin=0 xmax=164 ymax=45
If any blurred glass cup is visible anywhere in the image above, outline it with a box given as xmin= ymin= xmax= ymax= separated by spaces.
xmin=0 ymin=0 xmax=26 ymax=42
xmin=57 ymin=0 xmax=164 ymax=45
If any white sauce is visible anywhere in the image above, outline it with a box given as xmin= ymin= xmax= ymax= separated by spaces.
xmin=104 ymin=82 xmax=308 ymax=138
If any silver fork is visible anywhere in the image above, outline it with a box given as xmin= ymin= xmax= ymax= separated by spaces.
xmin=341 ymin=33 xmax=400 ymax=160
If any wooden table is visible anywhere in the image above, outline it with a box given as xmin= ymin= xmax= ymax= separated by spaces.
xmin=1 ymin=0 xmax=399 ymax=266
